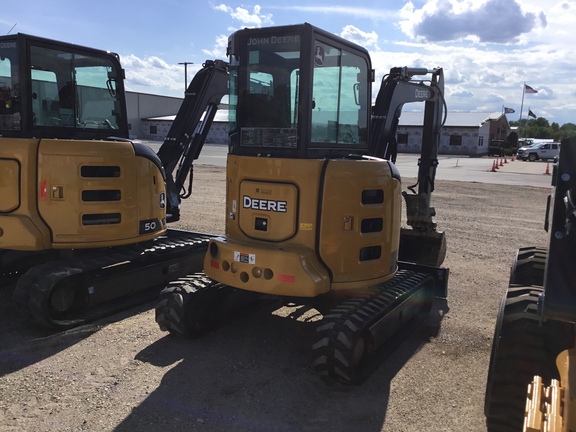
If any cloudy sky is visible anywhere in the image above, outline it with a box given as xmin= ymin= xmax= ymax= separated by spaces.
xmin=3 ymin=0 xmax=575 ymax=125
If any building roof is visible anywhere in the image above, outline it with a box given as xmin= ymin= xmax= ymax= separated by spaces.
xmin=145 ymin=109 xmax=505 ymax=128
xmin=144 ymin=115 xmax=177 ymax=121
xmin=143 ymin=103 xmax=230 ymax=122
xmin=398 ymin=111 xmax=503 ymax=127
xmin=143 ymin=109 xmax=230 ymax=122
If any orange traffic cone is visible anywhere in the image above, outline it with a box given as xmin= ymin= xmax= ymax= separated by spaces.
xmin=499 ymin=158 xmax=504 ymax=167
xmin=511 ymin=154 xmax=515 ymax=161
xmin=504 ymin=156 xmax=508 ymax=163
xmin=491 ymin=160 xmax=497 ymax=172
xmin=545 ymin=162 xmax=550 ymax=175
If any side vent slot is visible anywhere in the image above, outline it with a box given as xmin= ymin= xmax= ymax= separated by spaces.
xmin=82 ymin=213 xmax=121 ymax=226
xmin=81 ymin=166 xmax=121 ymax=178
xmin=362 ymin=189 xmax=384 ymax=204
xmin=361 ymin=217 xmax=383 ymax=233
xmin=82 ymin=190 xmax=121 ymax=202
xmin=359 ymin=245 xmax=381 ymax=261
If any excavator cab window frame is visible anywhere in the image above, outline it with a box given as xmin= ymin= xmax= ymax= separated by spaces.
xmin=27 ymin=41 xmax=126 ymax=136
xmin=0 ymin=33 xmax=129 ymax=140
xmin=308 ymin=36 xmax=370 ymax=155
xmin=0 ymin=36 xmax=20 ymax=135
xmin=229 ymin=27 xmax=302 ymax=158
xmin=228 ymin=23 xmax=372 ymax=160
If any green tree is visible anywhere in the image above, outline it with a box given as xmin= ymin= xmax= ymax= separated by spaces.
xmin=507 ymin=118 xmax=575 ymax=141
xmin=559 ymin=123 xmax=576 ymax=141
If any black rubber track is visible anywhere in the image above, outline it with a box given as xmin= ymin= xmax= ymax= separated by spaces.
xmin=155 ymin=273 xmax=230 ymax=338
xmin=312 ymin=270 xmax=433 ymax=385
xmin=484 ymin=285 xmax=574 ymax=432
xmin=509 ymin=246 xmax=548 ymax=286
xmin=12 ymin=230 xmax=211 ymax=329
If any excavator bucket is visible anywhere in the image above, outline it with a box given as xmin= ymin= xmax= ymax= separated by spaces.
xmin=399 ymin=227 xmax=446 ymax=268
xmin=399 ymin=192 xmax=446 ymax=267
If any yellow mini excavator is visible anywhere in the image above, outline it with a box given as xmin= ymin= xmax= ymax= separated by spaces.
xmin=0 ymin=34 xmax=227 ymax=328
xmin=154 ymin=23 xmax=449 ymax=385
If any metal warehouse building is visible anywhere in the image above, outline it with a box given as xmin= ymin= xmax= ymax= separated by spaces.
xmin=396 ymin=111 xmax=511 ymax=156
xmin=127 ymin=92 xmax=511 ymax=156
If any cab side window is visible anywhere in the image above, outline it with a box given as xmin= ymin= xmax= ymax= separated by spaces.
xmin=30 ymin=44 xmax=120 ymax=129
xmin=0 ymin=54 xmax=20 ymax=131
xmin=311 ymin=43 xmax=368 ymax=147
xmin=31 ymin=69 xmax=59 ymax=126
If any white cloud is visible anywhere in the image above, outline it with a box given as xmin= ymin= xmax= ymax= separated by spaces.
xmin=212 ymin=4 xmax=273 ymax=27
xmin=120 ymin=54 xmax=199 ymax=94
xmin=399 ymin=0 xmax=546 ymax=43
xmin=534 ymin=0 xmax=576 ymax=47
xmin=366 ymin=38 xmax=576 ymax=123
xmin=202 ymin=35 xmax=229 ymax=59
xmin=340 ymin=25 xmax=379 ymax=49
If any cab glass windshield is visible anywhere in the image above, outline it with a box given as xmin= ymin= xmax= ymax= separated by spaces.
xmin=30 ymin=45 xmax=122 ymax=130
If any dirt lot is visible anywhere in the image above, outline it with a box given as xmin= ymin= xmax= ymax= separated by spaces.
xmin=0 ymin=164 xmax=552 ymax=431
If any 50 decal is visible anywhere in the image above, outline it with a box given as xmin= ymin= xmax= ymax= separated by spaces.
xmin=139 ymin=218 xmax=164 ymax=235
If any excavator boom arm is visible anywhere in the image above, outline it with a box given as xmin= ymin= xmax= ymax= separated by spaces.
xmin=369 ymin=67 xmax=447 ymax=266
xmin=156 ymin=60 xmax=229 ymax=222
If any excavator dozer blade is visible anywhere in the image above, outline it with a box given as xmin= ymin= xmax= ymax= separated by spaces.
xmin=399 ymin=227 xmax=447 ymax=268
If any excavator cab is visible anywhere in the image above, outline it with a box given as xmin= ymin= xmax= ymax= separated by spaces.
xmin=0 ymin=33 xmax=127 ymax=139
xmin=227 ymin=23 xmax=371 ymax=159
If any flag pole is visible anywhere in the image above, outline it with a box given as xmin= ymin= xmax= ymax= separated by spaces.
xmin=519 ymin=82 xmax=525 ymax=122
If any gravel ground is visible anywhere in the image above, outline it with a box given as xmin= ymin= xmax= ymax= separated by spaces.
xmin=0 ymin=164 xmax=551 ymax=432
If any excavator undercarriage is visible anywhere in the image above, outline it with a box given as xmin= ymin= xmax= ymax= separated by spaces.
xmin=10 ymin=230 xmax=211 ymax=329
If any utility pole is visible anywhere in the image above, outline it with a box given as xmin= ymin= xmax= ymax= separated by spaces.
xmin=178 ymin=62 xmax=193 ymax=94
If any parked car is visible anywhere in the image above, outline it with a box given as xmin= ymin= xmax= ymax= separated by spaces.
xmin=517 ymin=142 xmax=560 ymax=161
